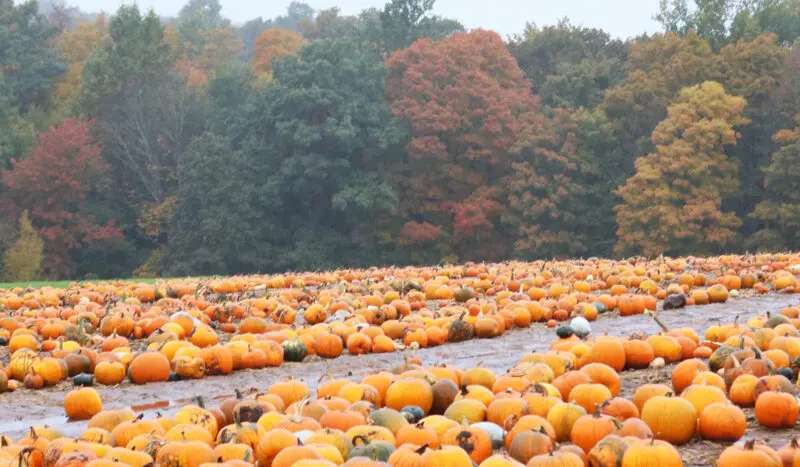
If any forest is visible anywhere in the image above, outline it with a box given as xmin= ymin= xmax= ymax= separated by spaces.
xmin=1 ymin=0 xmax=800 ymax=280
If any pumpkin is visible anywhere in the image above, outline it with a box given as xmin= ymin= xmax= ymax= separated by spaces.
xmin=680 ymin=384 xmax=727 ymax=415
xmin=103 ymin=448 xmax=154 ymax=467
xmin=546 ymin=402 xmax=586 ymax=443
xmin=505 ymin=415 xmax=555 ymax=450
xmin=64 ymin=388 xmax=103 ymax=420
xmin=88 ymin=408 xmax=137 ymax=432
xmin=671 ymin=358 xmax=707 ymax=393
xmin=568 ymin=383 xmax=613 ymax=414
xmin=315 ymin=333 xmax=343 ymax=359
xmin=155 ymin=440 xmax=217 ymax=467
xmin=443 ymin=399 xmax=487 ymax=425
xmin=174 ymin=399 xmax=219 ymax=438
xmin=268 ymin=379 xmax=310 ymax=407
xmin=447 ymin=313 xmax=474 ymax=343
xmin=527 ymin=450 xmax=584 ymax=466
xmin=419 ymin=445 xmax=473 ymax=466
xmin=367 ymin=408 xmax=409 ymax=435
xmin=640 ymin=394 xmax=697 ymax=445
xmin=127 ymin=352 xmax=170 ymax=385
xmin=440 ymin=421 xmax=493 ymax=464
xmin=621 ymin=437 xmax=683 ymax=467
xmin=396 ymin=422 xmax=439 ymax=448
xmin=94 ymin=362 xmax=125 ymax=386
xmin=587 ymin=434 xmax=629 ymax=467
xmin=569 ymin=409 xmax=617 ymax=454
xmin=255 ymin=429 xmax=297 ymax=467
xmin=348 ymin=436 xmax=395 ymax=462
xmin=754 ymin=390 xmax=799 ymax=428
xmin=717 ymin=439 xmax=781 ymax=467
xmin=508 ymin=428 xmax=553 ymax=464
xmin=216 ymin=417 xmax=266 ymax=450
xmin=430 ymin=379 xmax=459 ymax=415
xmin=697 ymin=402 xmax=746 ymax=441
xmin=776 ymin=438 xmax=800 ymax=467
xmin=385 ymin=379 xmax=434 ymax=415
xmin=281 ymin=339 xmax=308 ymax=362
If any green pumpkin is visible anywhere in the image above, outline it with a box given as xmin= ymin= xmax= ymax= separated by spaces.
xmin=348 ymin=437 xmax=395 ymax=461
xmin=367 ymin=408 xmax=409 ymax=435
xmin=708 ymin=345 xmax=737 ymax=372
xmin=764 ymin=312 xmax=791 ymax=329
xmin=73 ymin=373 xmax=94 ymax=387
xmin=591 ymin=301 xmax=608 ymax=314
xmin=448 ymin=312 xmax=474 ymax=343
xmin=401 ymin=406 xmax=424 ymax=423
xmin=281 ymin=339 xmax=308 ymax=362
xmin=453 ymin=287 xmax=475 ymax=303
xmin=555 ymin=326 xmax=575 ymax=339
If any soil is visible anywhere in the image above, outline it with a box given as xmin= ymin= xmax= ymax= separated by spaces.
xmin=1 ymin=293 xmax=798 ymax=466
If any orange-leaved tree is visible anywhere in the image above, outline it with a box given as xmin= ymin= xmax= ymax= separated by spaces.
xmin=251 ymin=28 xmax=305 ymax=83
xmin=615 ymin=81 xmax=749 ymax=257
xmin=386 ymin=29 xmax=542 ymax=262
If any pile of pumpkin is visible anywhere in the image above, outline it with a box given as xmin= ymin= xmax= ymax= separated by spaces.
xmin=2 ymin=311 xmax=800 ymax=467
xmin=2 ymin=254 xmax=800 ymax=392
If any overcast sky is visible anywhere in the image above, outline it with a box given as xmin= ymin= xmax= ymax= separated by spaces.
xmin=65 ymin=0 xmax=662 ymax=39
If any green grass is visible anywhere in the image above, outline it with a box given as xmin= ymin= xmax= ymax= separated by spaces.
xmin=0 ymin=277 xmax=162 ymax=290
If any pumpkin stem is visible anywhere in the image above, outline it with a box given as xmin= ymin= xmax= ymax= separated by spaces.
xmin=352 ymin=434 xmax=369 ymax=446
xmin=645 ymin=310 xmax=669 ymax=332
xmin=414 ymin=444 xmax=429 ymax=455
xmin=744 ymin=439 xmax=755 ymax=450
xmin=195 ymin=396 xmax=205 ymax=408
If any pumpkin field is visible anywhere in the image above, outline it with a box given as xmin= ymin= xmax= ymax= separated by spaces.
xmin=0 ymin=255 xmax=799 ymax=466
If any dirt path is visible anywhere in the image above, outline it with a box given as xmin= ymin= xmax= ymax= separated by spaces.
xmin=1 ymin=293 xmax=797 ymax=465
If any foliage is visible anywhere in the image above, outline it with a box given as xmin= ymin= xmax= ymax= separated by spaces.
xmin=54 ymin=13 xmax=109 ymax=110
xmin=0 ymin=0 xmax=66 ymax=113
xmin=615 ymin=81 xmax=749 ymax=256
xmin=0 ymin=117 xmax=122 ymax=277
xmin=387 ymin=29 xmax=540 ymax=261
xmin=3 ymin=210 xmax=44 ymax=282
xmin=250 ymin=28 xmax=305 ymax=80
xmin=750 ymin=115 xmax=800 ymax=250
xmin=509 ymin=19 xmax=629 ymax=109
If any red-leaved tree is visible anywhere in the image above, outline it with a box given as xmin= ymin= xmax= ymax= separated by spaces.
xmin=386 ymin=29 xmax=542 ymax=261
xmin=2 ymin=117 xmax=122 ymax=277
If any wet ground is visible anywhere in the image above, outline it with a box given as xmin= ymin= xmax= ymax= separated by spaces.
xmin=1 ymin=293 xmax=798 ymax=465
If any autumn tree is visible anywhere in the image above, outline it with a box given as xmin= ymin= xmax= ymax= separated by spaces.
xmin=54 ymin=13 xmax=108 ymax=109
xmin=387 ymin=29 xmax=540 ymax=261
xmin=176 ymin=27 xmax=244 ymax=89
xmin=362 ymin=0 xmax=463 ymax=56
xmin=615 ymin=81 xmax=748 ymax=256
xmin=506 ymin=108 xmax=620 ymax=259
xmin=3 ymin=210 xmax=44 ymax=282
xmin=603 ymin=31 xmax=716 ymax=175
xmin=250 ymin=28 xmax=305 ymax=81
xmin=1 ymin=117 xmax=122 ymax=277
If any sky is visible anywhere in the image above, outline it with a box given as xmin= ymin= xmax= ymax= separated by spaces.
xmin=65 ymin=0 xmax=663 ymax=40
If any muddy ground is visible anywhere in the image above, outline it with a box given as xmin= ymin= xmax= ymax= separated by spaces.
xmin=1 ymin=293 xmax=798 ymax=465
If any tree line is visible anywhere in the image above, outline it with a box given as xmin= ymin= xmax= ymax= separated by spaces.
xmin=1 ymin=0 xmax=800 ymax=280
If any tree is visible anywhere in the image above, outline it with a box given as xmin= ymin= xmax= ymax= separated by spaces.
xmin=749 ymin=116 xmax=800 ymax=250
xmin=250 ymin=28 xmax=305 ymax=80
xmin=0 ymin=0 xmax=65 ymax=112
xmin=603 ymin=31 xmax=716 ymax=175
xmin=167 ymin=133 xmax=255 ymax=275
xmin=0 ymin=79 xmax=36 ymax=169
xmin=361 ymin=0 xmax=463 ymax=57
xmin=177 ymin=0 xmax=229 ymax=52
xmin=78 ymin=5 xmax=176 ymax=114
xmin=54 ymin=13 xmax=109 ymax=109
xmin=296 ymin=7 xmax=360 ymax=40
xmin=234 ymin=38 xmax=406 ymax=271
xmin=176 ymin=27 xmax=244 ymax=89
xmin=386 ymin=29 xmax=540 ymax=261
xmin=506 ymin=108 xmax=621 ymax=259
xmin=714 ymin=34 xmax=788 ymax=227
xmin=508 ymin=19 xmax=628 ymax=109
xmin=3 ymin=210 xmax=44 ymax=281
xmin=1 ymin=117 xmax=122 ymax=277
xmin=615 ymin=81 xmax=749 ymax=256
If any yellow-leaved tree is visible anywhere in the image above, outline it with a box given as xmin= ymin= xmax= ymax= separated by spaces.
xmin=3 ymin=211 xmax=44 ymax=282
xmin=615 ymin=81 xmax=749 ymax=257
